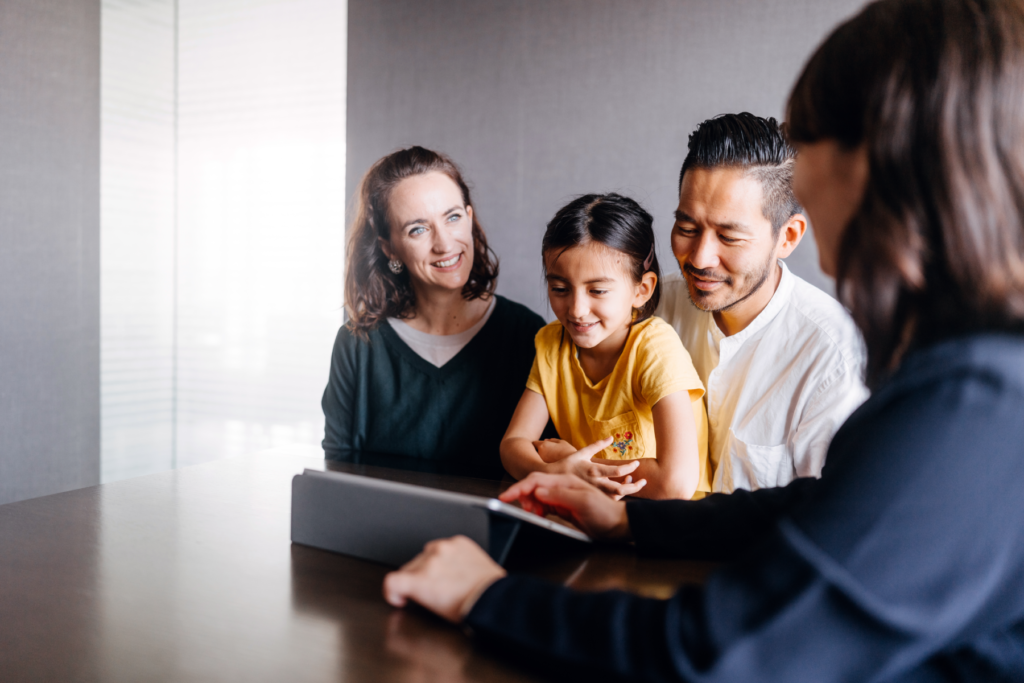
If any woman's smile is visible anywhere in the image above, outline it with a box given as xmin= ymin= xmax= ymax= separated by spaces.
xmin=431 ymin=253 xmax=462 ymax=270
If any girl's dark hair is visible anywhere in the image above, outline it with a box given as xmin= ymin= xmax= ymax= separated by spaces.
xmin=345 ymin=146 xmax=499 ymax=336
xmin=542 ymin=193 xmax=661 ymax=322
xmin=787 ymin=0 xmax=1024 ymax=388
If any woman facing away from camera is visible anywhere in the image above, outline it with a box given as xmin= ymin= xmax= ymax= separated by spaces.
xmin=381 ymin=1 xmax=1024 ymax=680
xmin=321 ymin=146 xmax=547 ymax=479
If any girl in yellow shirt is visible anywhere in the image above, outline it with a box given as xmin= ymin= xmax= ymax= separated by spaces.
xmin=500 ymin=193 xmax=710 ymax=500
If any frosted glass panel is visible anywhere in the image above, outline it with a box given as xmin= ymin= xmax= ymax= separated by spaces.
xmin=100 ymin=0 xmax=346 ymax=481
xmin=101 ymin=0 xmax=176 ymax=483
xmin=175 ymin=0 xmax=346 ymax=468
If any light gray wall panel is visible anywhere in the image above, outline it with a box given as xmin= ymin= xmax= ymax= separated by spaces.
xmin=0 ymin=1 xmax=100 ymax=503
xmin=348 ymin=0 xmax=866 ymax=317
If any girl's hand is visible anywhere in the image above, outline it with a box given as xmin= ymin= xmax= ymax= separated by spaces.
xmin=499 ymin=472 xmax=632 ymax=540
xmin=550 ymin=437 xmax=646 ymax=497
xmin=532 ymin=438 xmax=577 ymax=463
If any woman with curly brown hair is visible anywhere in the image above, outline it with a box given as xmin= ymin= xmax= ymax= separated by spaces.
xmin=321 ymin=146 xmax=546 ymax=479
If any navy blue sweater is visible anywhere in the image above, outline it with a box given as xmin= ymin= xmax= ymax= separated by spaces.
xmin=466 ymin=334 xmax=1024 ymax=681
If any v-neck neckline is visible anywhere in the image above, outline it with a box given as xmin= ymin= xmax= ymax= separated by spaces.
xmin=379 ymin=296 xmax=502 ymax=377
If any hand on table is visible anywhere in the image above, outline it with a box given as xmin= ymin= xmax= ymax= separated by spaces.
xmin=383 ymin=535 xmax=506 ymax=624
xmin=545 ymin=437 xmax=647 ymax=499
xmin=499 ymin=472 xmax=632 ymax=541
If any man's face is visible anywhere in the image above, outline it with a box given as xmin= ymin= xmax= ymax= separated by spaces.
xmin=671 ymin=167 xmax=778 ymax=313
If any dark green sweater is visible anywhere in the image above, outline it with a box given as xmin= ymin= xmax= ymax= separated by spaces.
xmin=321 ymin=295 xmax=546 ymax=479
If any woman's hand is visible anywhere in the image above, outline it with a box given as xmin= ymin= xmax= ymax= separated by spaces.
xmin=383 ymin=536 xmax=506 ymax=624
xmin=499 ymin=472 xmax=632 ymax=540
xmin=549 ymin=437 xmax=646 ymax=498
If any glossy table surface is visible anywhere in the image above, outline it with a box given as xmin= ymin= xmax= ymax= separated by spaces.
xmin=0 ymin=448 xmax=716 ymax=682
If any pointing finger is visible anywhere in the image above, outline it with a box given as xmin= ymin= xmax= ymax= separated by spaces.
xmin=575 ymin=437 xmax=614 ymax=459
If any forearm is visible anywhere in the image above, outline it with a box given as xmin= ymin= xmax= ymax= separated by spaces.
xmin=626 ymin=457 xmax=698 ymax=500
xmin=500 ymin=437 xmax=556 ymax=480
xmin=466 ymin=575 xmax=694 ymax=682
xmin=626 ymin=477 xmax=818 ymax=561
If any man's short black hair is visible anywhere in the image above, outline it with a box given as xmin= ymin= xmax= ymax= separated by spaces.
xmin=679 ymin=113 xmax=802 ymax=238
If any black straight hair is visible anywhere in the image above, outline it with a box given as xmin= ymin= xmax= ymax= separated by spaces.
xmin=542 ymin=193 xmax=661 ymax=322
xmin=679 ymin=112 xmax=802 ymax=237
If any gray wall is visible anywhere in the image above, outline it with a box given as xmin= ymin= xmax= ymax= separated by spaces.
xmin=0 ymin=1 xmax=100 ymax=504
xmin=347 ymin=0 xmax=866 ymax=317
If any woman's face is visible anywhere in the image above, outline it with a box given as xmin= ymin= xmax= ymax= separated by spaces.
xmin=381 ymin=172 xmax=475 ymax=296
xmin=791 ymin=139 xmax=869 ymax=277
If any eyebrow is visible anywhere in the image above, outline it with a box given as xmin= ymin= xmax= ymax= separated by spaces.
xmin=546 ymin=274 xmax=615 ymax=285
xmin=400 ymin=206 xmax=463 ymax=230
xmin=675 ymin=209 xmax=753 ymax=233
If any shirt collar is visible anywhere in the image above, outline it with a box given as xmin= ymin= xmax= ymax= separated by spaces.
xmin=719 ymin=260 xmax=795 ymax=348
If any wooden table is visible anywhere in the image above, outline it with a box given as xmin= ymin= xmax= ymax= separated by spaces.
xmin=0 ymin=450 xmax=716 ymax=682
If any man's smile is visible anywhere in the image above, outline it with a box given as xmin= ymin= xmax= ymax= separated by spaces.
xmin=683 ymin=264 xmax=731 ymax=292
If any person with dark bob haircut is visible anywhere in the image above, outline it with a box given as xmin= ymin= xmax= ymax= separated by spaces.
xmin=321 ymin=146 xmax=546 ymax=478
xmin=382 ymin=1 xmax=1024 ymax=680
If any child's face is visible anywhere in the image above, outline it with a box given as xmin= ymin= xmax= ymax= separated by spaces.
xmin=544 ymin=242 xmax=654 ymax=354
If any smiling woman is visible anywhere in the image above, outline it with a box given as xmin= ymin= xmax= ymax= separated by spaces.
xmin=322 ymin=147 xmax=547 ymax=478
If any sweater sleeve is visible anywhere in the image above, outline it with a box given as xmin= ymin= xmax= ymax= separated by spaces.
xmin=321 ymin=326 xmax=357 ymax=460
xmin=627 ymin=477 xmax=818 ymax=561
xmin=466 ymin=518 xmax=945 ymax=683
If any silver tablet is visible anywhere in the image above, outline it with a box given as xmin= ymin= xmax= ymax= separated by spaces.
xmin=291 ymin=469 xmax=590 ymax=567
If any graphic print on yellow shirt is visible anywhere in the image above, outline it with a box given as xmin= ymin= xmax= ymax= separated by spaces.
xmin=526 ymin=316 xmax=711 ymax=494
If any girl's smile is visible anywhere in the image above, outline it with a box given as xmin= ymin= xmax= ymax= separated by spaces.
xmin=567 ymin=319 xmax=599 ymax=332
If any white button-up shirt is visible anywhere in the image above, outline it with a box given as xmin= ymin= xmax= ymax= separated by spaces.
xmin=656 ymin=262 xmax=868 ymax=492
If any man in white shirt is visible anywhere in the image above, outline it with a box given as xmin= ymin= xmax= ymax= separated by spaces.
xmin=657 ymin=113 xmax=868 ymax=493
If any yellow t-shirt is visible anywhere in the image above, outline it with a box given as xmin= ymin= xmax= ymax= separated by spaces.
xmin=526 ymin=316 xmax=711 ymax=496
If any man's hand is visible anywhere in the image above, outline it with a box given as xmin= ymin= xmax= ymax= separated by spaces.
xmin=499 ymin=472 xmax=632 ymax=540
xmin=549 ymin=437 xmax=647 ymax=498
xmin=383 ymin=536 xmax=506 ymax=623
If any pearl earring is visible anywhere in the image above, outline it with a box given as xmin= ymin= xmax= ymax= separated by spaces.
xmin=388 ymin=259 xmax=404 ymax=274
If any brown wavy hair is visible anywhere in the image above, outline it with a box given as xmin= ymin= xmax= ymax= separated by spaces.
xmin=787 ymin=0 xmax=1024 ymax=388
xmin=344 ymin=146 xmax=499 ymax=336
